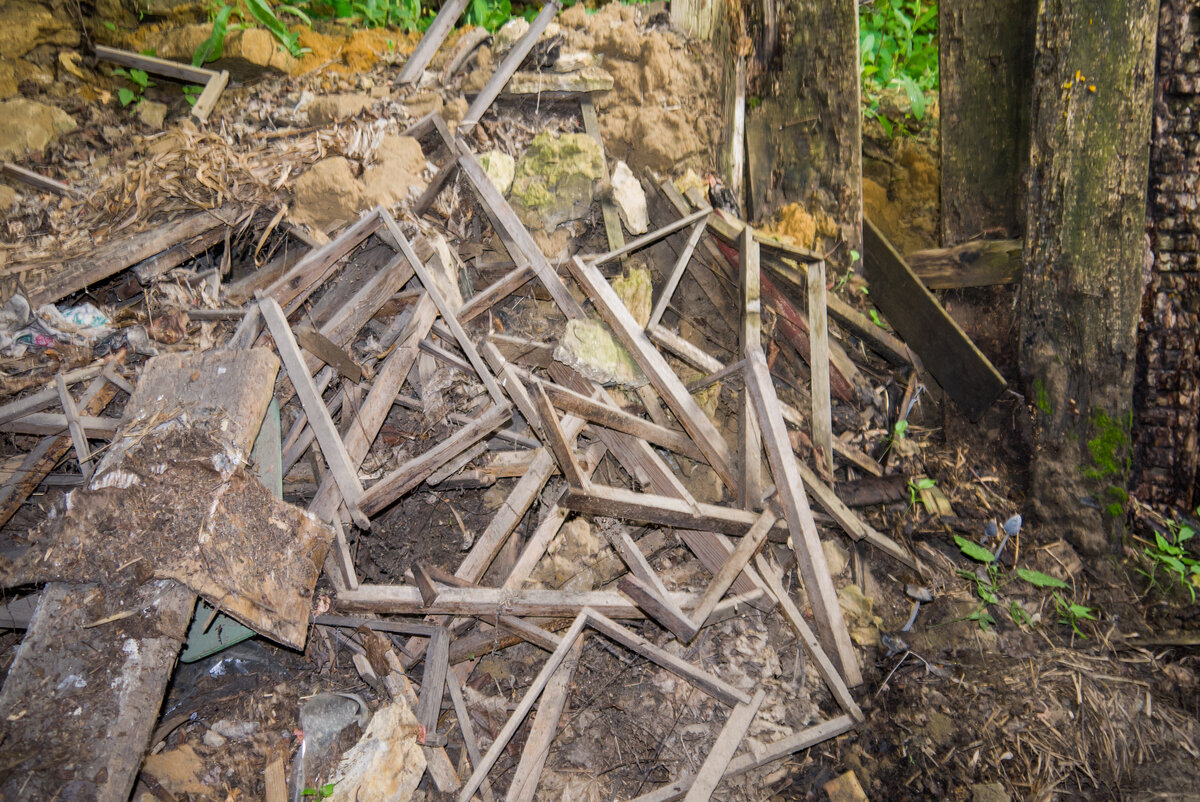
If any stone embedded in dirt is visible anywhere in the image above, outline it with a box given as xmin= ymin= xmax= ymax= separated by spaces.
xmin=400 ymin=91 xmax=442 ymax=119
xmin=442 ymin=96 xmax=468 ymax=130
xmin=823 ymin=539 xmax=850 ymax=577
xmin=610 ymin=160 xmax=649 ymax=235
xmin=478 ymin=150 xmax=515 ymax=195
xmin=492 ymin=17 xmax=530 ymax=52
xmin=305 ymin=93 xmax=373 ymax=125
xmin=137 ymin=100 xmax=168 ymax=130
xmin=327 ymin=699 xmax=425 ymax=802
xmin=0 ymin=3 xmax=79 ymax=60
xmin=291 ymin=156 xmax=367 ymax=234
xmin=554 ymin=318 xmax=646 ymax=388
xmin=0 ymin=98 xmax=76 ymax=160
xmin=971 ymin=782 xmax=1011 ymax=802
xmin=838 ymin=583 xmax=883 ymax=647
xmin=610 ymin=267 xmax=652 ymax=327
xmin=506 ymin=64 xmax=614 ymax=94
xmin=362 ymin=134 xmax=428 ymax=208
xmin=0 ymin=184 xmax=16 ymax=209
xmin=510 ymin=131 xmax=603 ymax=230
xmin=0 ymin=59 xmax=16 ymax=99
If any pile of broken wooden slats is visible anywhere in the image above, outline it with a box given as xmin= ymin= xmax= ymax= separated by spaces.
xmin=0 ymin=0 xmax=999 ymax=797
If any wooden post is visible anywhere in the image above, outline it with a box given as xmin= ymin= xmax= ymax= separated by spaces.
xmin=806 ymin=261 xmax=834 ymax=476
xmin=739 ymin=227 xmax=763 ymax=509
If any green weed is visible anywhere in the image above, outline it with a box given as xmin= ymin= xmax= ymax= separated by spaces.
xmin=193 ymin=1 xmax=309 ymax=68
xmin=1053 ymin=592 xmax=1096 ymax=638
xmin=1138 ymin=511 xmax=1200 ymax=603
xmin=113 ymin=67 xmax=154 ymax=109
xmin=908 ymin=476 xmax=936 ymax=510
xmin=182 ymin=84 xmax=205 ymax=106
xmin=859 ymin=0 xmax=938 ymax=134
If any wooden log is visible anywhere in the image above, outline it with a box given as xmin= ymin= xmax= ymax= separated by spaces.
xmin=359 ymin=404 xmax=511 ymax=517
xmin=862 ymin=218 xmax=1006 ymax=420
xmin=745 ymin=352 xmax=861 ymax=686
xmin=906 ymin=238 xmax=1024 ymax=288
xmin=681 ymin=689 xmax=766 ymax=802
xmin=397 ymin=0 xmax=472 ymax=83
xmin=566 ymin=256 xmax=737 ymax=492
xmin=459 ymin=0 xmax=563 ymax=131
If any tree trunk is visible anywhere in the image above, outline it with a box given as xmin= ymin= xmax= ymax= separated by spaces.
xmin=745 ymin=0 xmax=861 ymax=271
xmin=1018 ymin=0 xmax=1159 ymax=552
xmin=939 ymin=0 xmax=1037 ymax=243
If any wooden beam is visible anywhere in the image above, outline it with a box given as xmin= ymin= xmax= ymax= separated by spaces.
xmin=530 ymin=381 xmax=587 ymax=487
xmin=745 ymin=352 xmax=861 ymax=686
xmin=561 ymin=484 xmax=793 ymax=540
xmin=807 ymin=260 xmax=835 ymax=475
xmin=260 ymin=297 xmax=369 ymax=528
xmin=566 ymin=256 xmax=737 ymax=492
xmin=584 ymin=208 xmax=711 ymax=267
xmin=459 ymin=0 xmax=563 ymax=131
xmin=862 ymin=217 xmax=1006 ymax=420
xmin=506 ymin=637 xmax=583 ymax=802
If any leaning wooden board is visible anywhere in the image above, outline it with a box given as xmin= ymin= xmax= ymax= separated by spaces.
xmin=862 ymin=217 xmax=1006 ymax=420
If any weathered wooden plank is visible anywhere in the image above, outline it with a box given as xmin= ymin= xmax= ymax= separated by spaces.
xmin=648 ymin=217 xmax=708 ymax=330
xmin=907 ymin=238 xmax=1024 ymax=288
xmin=1 ymin=161 xmax=82 ymax=198
xmin=745 ymin=351 xmax=861 ymax=686
xmin=618 ymin=573 xmax=699 ymax=644
xmin=530 ymin=381 xmax=586 ymax=487
xmin=541 ymin=381 xmax=705 ymax=462
xmin=561 ymin=484 xmax=790 ymax=540
xmin=192 ymin=69 xmax=229 ymax=122
xmin=581 ymin=95 xmax=627 ymax=263
xmin=360 ymin=404 xmax=511 ymax=517
xmin=584 ymin=208 xmax=710 ymax=267
xmin=295 ymin=326 xmax=363 ymax=382
xmin=807 ymin=260 xmax=835 ymax=475
xmin=0 ymin=411 xmax=119 ymax=438
xmin=397 ymin=0 xmax=472 ymax=83
xmin=505 ymin=637 xmax=583 ymax=802
xmin=682 ymin=689 xmax=766 ymax=802
xmin=262 ymin=208 xmax=382 ymax=311
xmin=457 ymin=264 xmax=535 ymax=323
xmin=95 ymin=44 xmax=215 ymax=83
xmin=260 ymin=297 xmax=369 ymax=528
xmin=689 ymin=509 xmax=775 ymax=629
xmin=739 ymin=227 xmax=764 ymax=509
xmin=336 ymin=587 xmax=708 ymax=618
xmin=444 ymin=661 xmax=496 ymax=802
xmin=460 ymin=0 xmax=563 ymax=131
xmin=862 ymin=218 xmax=1006 ymax=420
xmin=456 ymin=147 xmax=587 ymax=319
xmin=567 ymin=256 xmax=736 ymax=492
xmin=54 ymin=372 xmax=92 ymax=480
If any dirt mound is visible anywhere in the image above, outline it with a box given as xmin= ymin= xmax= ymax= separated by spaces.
xmin=559 ymin=3 xmax=721 ymax=174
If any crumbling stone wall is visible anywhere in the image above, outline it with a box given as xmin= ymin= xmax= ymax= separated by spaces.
xmin=1133 ymin=0 xmax=1200 ymax=509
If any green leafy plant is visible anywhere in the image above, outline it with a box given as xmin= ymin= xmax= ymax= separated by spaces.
xmin=246 ymin=0 xmax=310 ymax=57
xmin=907 ymin=476 xmax=937 ymax=510
xmin=1138 ymin=512 xmax=1200 ymax=602
xmin=182 ymin=84 xmax=205 ymax=107
xmin=859 ymin=0 xmax=938 ymax=134
xmin=466 ymin=0 xmax=513 ymax=32
xmin=301 ymin=783 xmax=336 ymax=798
xmin=193 ymin=4 xmax=236 ymax=67
xmin=113 ymin=67 xmax=155 ymax=109
xmin=869 ymin=309 xmax=885 ymax=328
xmin=1053 ymin=592 xmax=1097 ymax=638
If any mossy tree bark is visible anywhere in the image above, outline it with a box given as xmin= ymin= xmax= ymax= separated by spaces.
xmin=746 ymin=0 xmax=861 ymax=271
xmin=939 ymin=0 xmax=1036 ymax=243
xmin=1018 ymin=0 xmax=1159 ymax=552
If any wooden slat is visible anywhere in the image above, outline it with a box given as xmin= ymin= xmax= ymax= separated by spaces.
xmin=745 ymin=352 xmax=861 ymax=686
xmin=807 ymin=260 xmax=835 ymax=475
xmin=457 ymin=264 xmax=535 ymax=323
xmin=54 ymin=372 xmax=92 ymax=480
xmin=192 ymin=69 xmax=228 ymax=122
xmin=1 ymin=161 xmax=81 ymax=198
xmin=648 ymin=217 xmax=708 ymax=329
xmin=566 ymin=256 xmax=736 ymax=492
xmin=397 ymin=0 xmax=472 ymax=83
xmin=380 ymin=213 xmax=507 ymax=406
xmin=360 ymin=404 xmax=510 ymax=516
xmin=689 ymin=509 xmax=775 ymax=628
xmin=95 ymin=44 xmax=214 ymax=84
xmin=444 ymin=663 xmax=496 ymax=802
xmin=584 ymin=208 xmax=710 ymax=266
xmin=260 ymin=298 xmax=369 ymax=528
xmin=460 ymin=0 xmax=563 ymax=131
xmin=561 ymin=484 xmax=792 ymax=540
xmin=682 ymin=689 xmax=766 ymax=802
xmin=336 ymin=586 xmax=706 ymax=619
xmin=541 ymin=381 xmax=705 ymax=462
xmin=456 ymin=147 xmax=587 ymax=319
xmin=0 ymin=411 xmax=119 ymax=438
xmin=295 ymin=327 xmax=363 ymax=382
xmin=862 ymin=217 xmax=1006 ymax=419
xmin=581 ymin=95 xmax=626 ymax=262
xmin=618 ymin=574 xmax=699 ymax=643
xmin=739 ymin=227 xmax=763 ymax=509
xmin=263 ymin=208 xmax=382 ymax=311
xmin=530 ymin=381 xmax=586 ymax=487
xmin=505 ymin=637 xmax=583 ymax=802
